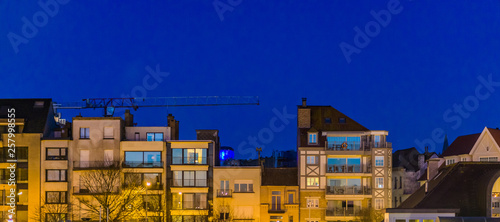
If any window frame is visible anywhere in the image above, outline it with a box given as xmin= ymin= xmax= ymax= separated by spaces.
xmin=46 ymin=191 xmax=67 ymax=204
xmin=375 ymin=156 xmax=384 ymax=167
xmin=146 ymin=132 xmax=164 ymax=141
xmin=80 ymin=127 xmax=90 ymax=139
xmin=375 ymin=198 xmax=384 ymax=210
xmin=306 ymin=198 xmax=319 ymax=208
xmin=306 ymin=155 xmax=317 ymax=165
xmin=306 ymin=177 xmax=319 ymax=187
xmin=376 ymin=177 xmax=384 ymax=188
xmin=308 ymin=133 xmax=318 ymax=144
xmin=46 ymin=169 xmax=67 ymax=182
xmin=46 ymin=148 xmax=68 ymax=160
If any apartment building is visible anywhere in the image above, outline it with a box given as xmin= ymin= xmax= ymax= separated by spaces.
xmin=260 ymin=168 xmax=298 ymax=222
xmin=297 ymin=98 xmax=392 ymax=222
xmin=213 ymin=166 xmax=261 ymax=221
xmin=0 ymin=99 xmax=57 ymax=221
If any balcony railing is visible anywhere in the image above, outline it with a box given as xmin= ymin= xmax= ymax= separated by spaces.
xmin=73 ymin=186 xmax=119 ymax=194
xmin=326 ymin=207 xmax=361 ymax=216
xmin=326 ymin=141 xmax=392 ymax=151
xmin=217 ymin=189 xmax=232 ymax=197
xmin=326 ymin=186 xmax=371 ymax=195
xmin=171 ymin=179 xmax=209 ymax=187
xmin=171 ymin=157 xmax=207 ymax=165
xmin=122 ymin=183 xmax=164 ymax=190
xmin=326 ymin=164 xmax=371 ymax=173
xmin=73 ymin=161 xmax=120 ymax=170
xmin=268 ymin=204 xmax=286 ymax=213
xmin=122 ymin=161 xmax=163 ymax=168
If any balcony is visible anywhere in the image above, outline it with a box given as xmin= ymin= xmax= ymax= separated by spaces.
xmin=73 ymin=186 xmax=119 ymax=195
xmin=73 ymin=161 xmax=120 ymax=170
xmin=326 ymin=141 xmax=392 ymax=151
xmin=326 ymin=164 xmax=371 ymax=174
xmin=122 ymin=183 xmax=164 ymax=190
xmin=326 ymin=207 xmax=361 ymax=217
xmin=268 ymin=204 xmax=286 ymax=213
xmin=326 ymin=186 xmax=371 ymax=195
xmin=217 ymin=189 xmax=232 ymax=198
xmin=171 ymin=157 xmax=207 ymax=165
xmin=122 ymin=161 xmax=163 ymax=168
xmin=171 ymin=179 xmax=209 ymax=187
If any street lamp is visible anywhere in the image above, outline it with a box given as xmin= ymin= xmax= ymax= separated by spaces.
xmin=146 ymin=182 xmax=151 ymax=222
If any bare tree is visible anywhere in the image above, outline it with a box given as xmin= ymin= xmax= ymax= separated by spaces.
xmin=74 ymin=162 xmax=144 ymax=222
xmin=355 ymin=207 xmax=384 ymax=222
xmin=31 ymin=198 xmax=72 ymax=222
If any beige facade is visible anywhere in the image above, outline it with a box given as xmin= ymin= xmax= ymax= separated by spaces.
xmin=213 ymin=166 xmax=261 ymax=221
xmin=443 ymin=127 xmax=500 ymax=166
xmin=261 ymin=185 xmax=299 ymax=222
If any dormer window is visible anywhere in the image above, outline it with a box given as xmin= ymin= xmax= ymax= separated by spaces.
xmin=324 ymin=118 xmax=331 ymax=123
xmin=308 ymin=133 xmax=317 ymax=144
xmin=339 ymin=118 xmax=346 ymax=124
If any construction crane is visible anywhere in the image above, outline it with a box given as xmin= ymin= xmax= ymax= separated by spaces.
xmin=54 ymin=96 xmax=259 ymax=117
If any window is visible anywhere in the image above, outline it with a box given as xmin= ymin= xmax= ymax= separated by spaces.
xmin=124 ymin=173 xmax=162 ymax=189
xmin=234 ymin=181 xmax=254 ymax=192
xmin=461 ymin=157 xmax=467 ymax=161
xmin=394 ymin=197 xmax=398 ymax=207
xmin=409 ymin=220 xmax=419 ymax=222
xmin=480 ymin=157 xmax=499 ymax=162
xmin=375 ymin=156 xmax=384 ymax=167
xmin=18 ymin=168 xmax=28 ymax=182
xmin=325 ymin=118 xmax=331 ymax=123
xmin=308 ymin=133 xmax=317 ymax=144
xmin=399 ymin=176 xmax=402 ymax=188
xmin=80 ymin=127 xmax=90 ymax=139
xmin=376 ymin=177 xmax=384 ymax=188
xmin=422 ymin=220 xmax=434 ymax=222
xmin=288 ymin=192 xmax=294 ymax=204
xmin=339 ymin=117 xmax=346 ymax=123
xmin=171 ymin=148 xmax=207 ymax=165
xmin=306 ymin=199 xmax=319 ymax=208
xmin=147 ymin=132 xmax=164 ymax=141
xmin=46 ymin=191 xmax=66 ymax=204
xmin=46 ymin=148 xmax=67 ymax=160
xmin=327 ymin=136 xmax=361 ymax=150
xmin=375 ymin=199 xmax=384 ymax=210
xmin=124 ymin=151 xmax=162 ymax=167
xmin=134 ymin=132 xmax=140 ymax=141
xmin=46 ymin=170 xmax=67 ymax=182
xmin=289 ymin=216 xmax=293 ymax=222
xmin=143 ymin=195 xmax=161 ymax=211
xmin=307 ymin=177 xmax=319 ymax=187
xmin=46 ymin=213 xmax=66 ymax=222
xmin=181 ymin=193 xmax=207 ymax=209
xmin=446 ymin=159 xmax=455 ymax=165
xmin=394 ymin=177 xmax=398 ymax=188
xmin=104 ymin=127 xmax=114 ymax=139
xmin=493 ymin=202 xmax=500 ymax=208
xmin=396 ymin=220 xmax=406 ymax=222
xmin=306 ymin=156 xmax=317 ymax=164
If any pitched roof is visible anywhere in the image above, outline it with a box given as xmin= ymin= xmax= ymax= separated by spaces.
xmin=442 ymin=133 xmax=480 ymax=156
xmin=300 ymin=105 xmax=369 ymax=131
xmin=487 ymin=128 xmax=500 ymax=148
xmin=0 ymin=99 xmax=54 ymax=135
xmin=398 ymin=162 xmax=500 ymax=217
xmin=262 ymin=167 xmax=298 ymax=186
xmin=393 ymin=147 xmax=420 ymax=171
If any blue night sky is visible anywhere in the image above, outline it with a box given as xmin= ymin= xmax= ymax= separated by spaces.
xmin=2 ymin=1 xmax=500 ymax=158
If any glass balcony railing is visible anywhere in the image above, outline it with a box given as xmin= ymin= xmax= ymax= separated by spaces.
xmin=326 ymin=207 xmax=361 ymax=216
xmin=122 ymin=161 xmax=163 ymax=168
xmin=326 ymin=186 xmax=371 ymax=195
xmin=171 ymin=179 xmax=209 ymax=187
xmin=326 ymin=164 xmax=371 ymax=173
xmin=73 ymin=161 xmax=120 ymax=169
xmin=171 ymin=157 xmax=207 ymax=165
xmin=217 ymin=189 xmax=232 ymax=197
xmin=326 ymin=141 xmax=392 ymax=151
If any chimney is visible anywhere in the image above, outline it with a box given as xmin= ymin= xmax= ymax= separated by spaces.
xmin=167 ymin=114 xmax=179 ymax=140
xmin=124 ymin=109 xmax=134 ymax=127
xmin=302 ymin=98 xmax=307 ymax=107
xmin=426 ymin=158 xmax=440 ymax=181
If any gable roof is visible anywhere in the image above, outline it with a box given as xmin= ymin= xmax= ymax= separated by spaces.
xmin=299 ymin=105 xmax=369 ymax=131
xmin=486 ymin=128 xmax=500 ymax=148
xmin=262 ymin=167 xmax=298 ymax=186
xmin=442 ymin=133 xmax=481 ymax=157
xmin=398 ymin=162 xmax=500 ymax=217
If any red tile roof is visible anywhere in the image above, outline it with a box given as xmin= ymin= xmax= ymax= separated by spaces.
xmin=442 ymin=133 xmax=480 ymax=156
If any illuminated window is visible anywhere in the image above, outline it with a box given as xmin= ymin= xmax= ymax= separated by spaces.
xmin=46 ymin=191 xmax=66 ymax=204
xmin=446 ymin=159 xmax=455 ymax=165
xmin=307 ymin=177 xmax=319 ymax=187
xmin=376 ymin=177 xmax=384 ymax=188
xmin=147 ymin=132 xmax=163 ymax=141
xmin=375 ymin=156 xmax=384 ymax=167
xmin=46 ymin=148 xmax=67 ymax=160
xmin=308 ymin=133 xmax=317 ymax=144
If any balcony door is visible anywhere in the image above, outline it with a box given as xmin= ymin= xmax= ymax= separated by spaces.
xmin=272 ymin=191 xmax=281 ymax=211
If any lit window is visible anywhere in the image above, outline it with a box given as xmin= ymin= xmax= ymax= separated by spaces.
xmin=306 ymin=156 xmax=317 ymax=164
xmin=375 ymin=156 xmax=384 ymax=167
xmin=376 ymin=177 xmax=384 ymax=188
xmin=307 ymin=177 xmax=319 ymax=187
xmin=46 ymin=191 xmax=66 ymax=204
xmin=46 ymin=148 xmax=67 ymax=160
xmin=147 ymin=132 xmax=164 ymax=141
xmin=80 ymin=127 xmax=90 ymax=139
xmin=375 ymin=199 xmax=384 ymax=210
xmin=480 ymin=157 xmax=499 ymax=162
xmin=308 ymin=133 xmax=317 ymax=144
xmin=306 ymin=199 xmax=319 ymax=208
